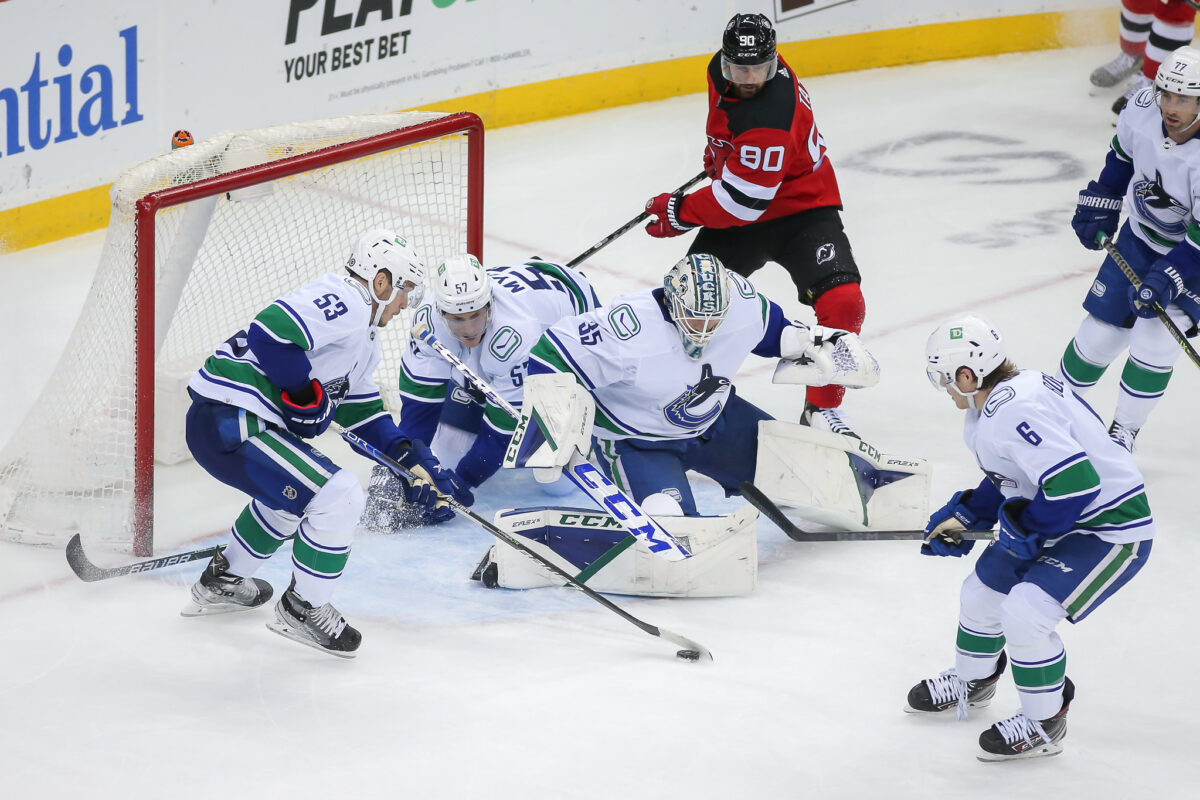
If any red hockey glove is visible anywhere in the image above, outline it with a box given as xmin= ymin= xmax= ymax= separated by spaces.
xmin=645 ymin=193 xmax=696 ymax=238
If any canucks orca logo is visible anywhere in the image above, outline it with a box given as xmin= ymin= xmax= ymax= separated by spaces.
xmin=664 ymin=363 xmax=730 ymax=429
xmin=1132 ymin=169 xmax=1190 ymax=237
xmin=322 ymin=375 xmax=351 ymax=404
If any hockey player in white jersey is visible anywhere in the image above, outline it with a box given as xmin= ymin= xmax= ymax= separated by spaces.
xmin=523 ymin=252 xmax=877 ymax=517
xmin=1062 ymin=45 xmax=1200 ymax=451
xmin=182 ymin=229 xmax=472 ymax=657
xmin=361 ymin=254 xmax=601 ymax=530
xmin=910 ymin=314 xmax=1154 ymax=761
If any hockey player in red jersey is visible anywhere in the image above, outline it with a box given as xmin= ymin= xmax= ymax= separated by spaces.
xmin=644 ymin=13 xmax=867 ymax=437
xmin=1093 ymin=0 xmax=1196 ymax=115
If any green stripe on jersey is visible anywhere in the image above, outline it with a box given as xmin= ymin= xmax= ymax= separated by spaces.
xmin=529 ymin=336 xmax=575 ymax=375
xmin=1079 ymin=491 xmax=1151 ymax=530
xmin=485 ymin=403 xmax=517 ymax=432
xmin=1065 ymin=541 xmax=1138 ymax=618
xmin=258 ymin=432 xmax=330 ymax=488
xmin=335 ymin=399 xmax=386 ymax=429
xmin=255 ymin=303 xmax=311 ymax=349
xmin=758 ymin=293 xmax=768 ymax=327
xmin=397 ymin=370 xmax=448 ymax=401
xmin=1041 ymin=457 xmax=1101 ymax=500
xmin=1187 ymin=222 xmax=1200 ymax=248
xmin=526 ymin=260 xmax=589 ymax=314
xmin=1111 ymin=135 xmax=1131 ymax=162
xmin=203 ymin=356 xmax=282 ymax=411
xmin=1137 ymin=223 xmax=1179 ymax=249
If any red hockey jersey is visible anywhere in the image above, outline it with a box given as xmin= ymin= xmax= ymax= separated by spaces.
xmin=679 ymin=53 xmax=842 ymax=228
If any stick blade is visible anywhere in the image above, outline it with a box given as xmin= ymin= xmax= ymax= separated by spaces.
xmin=65 ymin=534 xmax=107 ymax=582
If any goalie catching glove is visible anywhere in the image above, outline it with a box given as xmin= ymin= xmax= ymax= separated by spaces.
xmin=772 ymin=323 xmax=879 ymax=388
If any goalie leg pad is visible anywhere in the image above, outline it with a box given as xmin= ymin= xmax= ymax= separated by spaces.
xmin=483 ymin=505 xmax=759 ymax=597
xmin=754 ymin=420 xmax=930 ymax=530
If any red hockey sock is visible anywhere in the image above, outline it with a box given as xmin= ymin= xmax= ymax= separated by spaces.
xmin=805 ymin=282 xmax=865 ymax=410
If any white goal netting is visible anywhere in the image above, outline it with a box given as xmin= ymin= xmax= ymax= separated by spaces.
xmin=0 ymin=111 xmax=480 ymax=553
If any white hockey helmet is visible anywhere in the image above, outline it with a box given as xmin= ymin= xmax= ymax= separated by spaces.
xmin=925 ymin=314 xmax=1005 ymax=398
xmin=1155 ymin=46 xmax=1200 ymax=130
xmin=663 ymin=253 xmax=732 ymax=360
xmin=434 ymin=254 xmax=491 ymax=314
xmin=347 ymin=229 xmax=426 ymax=323
xmin=434 ymin=254 xmax=492 ymax=345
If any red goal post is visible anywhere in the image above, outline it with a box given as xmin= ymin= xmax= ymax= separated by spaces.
xmin=0 ymin=111 xmax=483 ymax=556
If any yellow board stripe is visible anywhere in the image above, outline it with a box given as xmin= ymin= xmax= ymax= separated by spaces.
xmin=0 ymin=8 xmax=1115 ymax=254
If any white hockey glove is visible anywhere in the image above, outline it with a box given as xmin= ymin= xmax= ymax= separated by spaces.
xmin=773 ymin=323 xmax=880 ymax=389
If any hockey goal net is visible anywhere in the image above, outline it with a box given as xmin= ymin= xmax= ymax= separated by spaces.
xmin=0 ymin=111 xmax=483 ymax=556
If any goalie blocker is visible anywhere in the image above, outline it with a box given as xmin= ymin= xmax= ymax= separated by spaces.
xmin=473 ymin=503 xmax=758 ymax=597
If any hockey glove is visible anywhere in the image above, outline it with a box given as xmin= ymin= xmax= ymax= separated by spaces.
xmin=645 ymin=193 xmax=696 ymax=238
xmin=1129 ymin=263 xmax=1186 ymax=318
xmin=921 ymin=490 xmax=994 ymax=557
xmin=279 ymin=379 xmax=333 ymax=439
xmin=392 ymin=440 xmax=475 ymax=510
xmin=360 ymin=465 xmax=456 ymax=532
xmin=996 ymin=497 xmax=1045 ymax=561
xmin=1071 ymin=181 xmax=1123 ymax=251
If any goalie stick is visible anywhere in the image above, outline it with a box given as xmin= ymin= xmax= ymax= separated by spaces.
xmin=566 ymin=171 xmax=706 ymax=268
xmin=66 ymin=535 xmax=224 ymax=582
xmin=1098 ymin=234 xmax=1200 ymax=370
xmin=411 ymin=322 xmax=693 ymax=561
xmin=739 ymin=482 xmax=994 ymax=543
xmin=339 ymin=424 xmax=712 ymax=661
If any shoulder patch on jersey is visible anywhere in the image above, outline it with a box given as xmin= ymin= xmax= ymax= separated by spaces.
xmin=342 ymin=276 xmax=371 ymax=306
xmin=721 ymin=73 xmax=797 ymax=138
xmin=982 ymin=385 xmax=1015 ymax=417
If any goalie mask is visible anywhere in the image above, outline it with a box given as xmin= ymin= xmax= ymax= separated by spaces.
xmin=924 ymin=314 xmax=1005 ymax=399
xmin=347 ymin=229 xmax=426 ymax=325
xmin=664 ymin=253 xmax=732 ymax=360
xmin=721 ymin=13 xmax=778 ymax=85
xmin=434 ymin=254 xmax=492 ymax=346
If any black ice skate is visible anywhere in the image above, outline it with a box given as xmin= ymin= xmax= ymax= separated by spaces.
xmin=977 ymin=677 xmax=1074 ymax=762
xmin=905 ymin=652 xmax=1008 ymax=718
xmin=266 ymin=578 xmax=362 ymax=659
xmin=181 ymin=550 xmax=273 ymax=617
xmin=1107 ymin=420 xmax=1139 ymax=453
xmin=470 ymin=546 xmax=500 ymax=588
xmin=800 ymin=401 xmax=859 ymax=439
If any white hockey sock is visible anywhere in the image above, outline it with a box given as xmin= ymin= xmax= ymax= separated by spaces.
xmin=1114 ymin=311 xmax=1188 ymax=429
xmin=1000 ymin=584 xmax=1069 ymax=721
xmin=224 ymin=500 xmax=301 ymax=577
xmin=1059 ymin=316 xmax=1130 ymax=393
xmin=955 ymin=573 xmax=1007 ymax=681
xmin=291 ymin=468 xmax=363 ymax=606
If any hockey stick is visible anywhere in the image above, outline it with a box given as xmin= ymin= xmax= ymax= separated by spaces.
xmin=338 ymin=424 xmax=712 ymax=661
xmin=411 ymin=323 xmax=693 ymax=561
xmin=1098 ymin=234 xmax=1200 ymax=370
xmin=739 ymin=482 xmax=994 ymax=543
xmin=565 ymin=170 xmax=707 ymax=268
xmin=65 ymin=534 xmax=224 ymax=582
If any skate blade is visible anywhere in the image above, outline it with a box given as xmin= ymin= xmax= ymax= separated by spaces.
xmin=265 ymin=619 xmax=358 ymax=659
xmin=977 ymin=742 xmax=1064 ymax=762
xmin=180 ymin=599 xmax=263 ymax=618
xmin=903 ymin=698 xmax=991 ymax=715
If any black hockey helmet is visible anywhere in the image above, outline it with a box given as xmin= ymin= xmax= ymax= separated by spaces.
xmin=721 ymin=13 xmax=777 ymax=82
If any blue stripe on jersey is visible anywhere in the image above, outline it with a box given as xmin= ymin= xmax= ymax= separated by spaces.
xmin=197 ymin=368 xmax=278 ymax=412
xmin=276 ymin=299 xmax=315 ymax=349
xmin=544 ymin=329 xmax=598 ymax=391
xmin=1038 ymin=452 xmax=1088 ymax=486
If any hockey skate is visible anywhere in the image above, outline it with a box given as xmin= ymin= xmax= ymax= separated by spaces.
xmin=1090 ymin=52 xmax=1143 ymax=88
xmin=905 ymin=652 xmax=1008 ymax=718
xmin=977 ymin=677 xmax=1074 ymax=762
xmin=266 ymin=578 xmax=362 ymax=658
xmin=181 ymin=550 xmax=273 ymax=617
xmin=1112 ymin=74 xmax=1151 ymax=116
xmin=800 ymin=401 xmax=859 ymax=439
xmin=469 ymin=546 xmax=500 ymax=588
xmin=1108 ymin=420 xmax=1139 ymax=453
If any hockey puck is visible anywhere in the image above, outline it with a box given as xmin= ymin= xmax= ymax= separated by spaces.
xmin=676 ymin=649 xmax=701 ymax=661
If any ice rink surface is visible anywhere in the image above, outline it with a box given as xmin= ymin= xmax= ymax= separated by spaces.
xmin=1 ymin=46 xmax=1196 ymax=798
